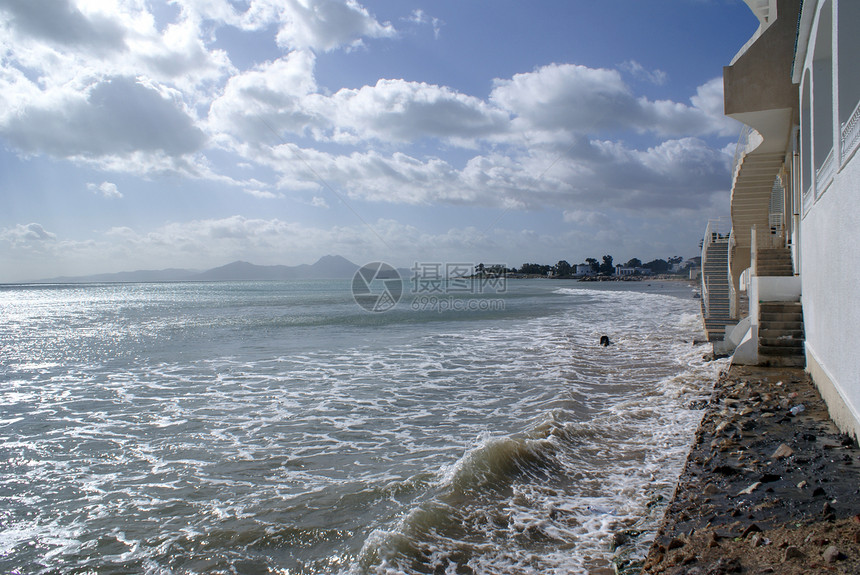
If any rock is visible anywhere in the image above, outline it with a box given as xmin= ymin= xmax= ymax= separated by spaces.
xmin=823 ymin=545 xmax=845 ymax=563
xmin=741 ymin=523 xmax=762 ymax=538
xmin=783 ymin=545 xmax=805 ymax=561
xmin=713 ymin=464 xmax=739 ymax=476
xmin=667 ymin=535 xmax=687 ymax=550
xmin=790 ymin=404 xmax=806 ymax=415
xmin=797 ymin=480 xmax=808 ymax=489
xmin=749 ymin=532 xmax=763 ymax=547
xmin=771 ymin=443 xmax=794 ymax=459
xmin=737 ymin=482 xmax=761 ymax=496
xmin=703 ymin=483 xmax=720 ymax=496
xmin=706 ymin=531 xmax=721 ymax=548
xmin=707 ymin=557 xmax=742 ymax=573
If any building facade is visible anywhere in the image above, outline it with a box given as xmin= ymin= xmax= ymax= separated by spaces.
xmin=719 ymin=0 xmax=860 ymax=438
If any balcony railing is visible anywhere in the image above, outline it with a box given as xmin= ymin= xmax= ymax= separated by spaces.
xmin=815 ymin=148 xmax=835 ymax=197
xmin=842 ymin=97 xmax=860 ymax=165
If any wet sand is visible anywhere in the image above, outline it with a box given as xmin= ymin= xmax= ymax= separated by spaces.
xmin=641 ymin=365 xmax=860 ymax=575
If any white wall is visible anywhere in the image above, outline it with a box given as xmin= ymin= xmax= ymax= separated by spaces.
xmin=801 ymin=154 xmax=860 ymax=437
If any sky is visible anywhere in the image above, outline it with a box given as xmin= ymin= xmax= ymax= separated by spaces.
xmin=0 ymin=0 xmax=761 ymax=282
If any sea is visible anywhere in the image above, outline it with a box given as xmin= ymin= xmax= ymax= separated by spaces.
xmin=0 ymin=277 xmax=724 ymax=574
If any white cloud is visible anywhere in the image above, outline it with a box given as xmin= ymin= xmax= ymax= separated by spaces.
xmin=405 ymin=9 xmax=442 ymax=39
xmin=324 ymin=79 xmax=511 ymax=144
xmin=311 ymin=196 xmax=329 ymax=208
xmin=207 ymin=51 xmax=320 ymax=144
xmin=1 ymin=76 xmax=206 ymax=160
xmin=490 ymin=63 xmax=736 ymax=139
xmin=272 ymin=0 xmax=396 ymax=52
xmin=88 ymin=181 xmax=123 ymax=198
xmin=618 ymin=60 xmax=668 ymax=85
xmin=0 ymin=222 xmax=57 ymax=245
xmin=244 ymin=188 xmax=282 ymax=199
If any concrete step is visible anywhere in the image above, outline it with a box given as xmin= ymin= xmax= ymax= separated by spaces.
xmin=759 ymin=344 xmax=805 ymax=356
xmin=759 ymin=337 xmax=804 ymax=348
xmin=760 ymin=321 xmax=804 ymax=332
xmin=758 ymin=354 xmax=806 ymax=368
xmin=760 ymin=328 xmax=804 ymax=339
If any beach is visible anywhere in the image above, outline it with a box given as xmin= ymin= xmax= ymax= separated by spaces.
xmin=641 ymin=365 xmax=860 ymax=574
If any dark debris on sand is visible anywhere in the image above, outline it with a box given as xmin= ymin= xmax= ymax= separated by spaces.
xmin=640 ymin=365 xmax=860 ymax=575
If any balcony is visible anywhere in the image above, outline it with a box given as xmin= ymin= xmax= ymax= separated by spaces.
xmin=722 ymin=0 xmax=800 ymax=297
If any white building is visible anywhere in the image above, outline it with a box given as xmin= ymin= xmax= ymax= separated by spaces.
xmin=719 ymin=0 xmax=860 ymax=439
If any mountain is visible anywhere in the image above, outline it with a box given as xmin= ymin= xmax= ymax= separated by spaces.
xmin=37 ymin=268 xmax=199 ymax=283
xmin=192 ymin=255 xmax=359 ymax=281
xmin=32 ymin=256 xmax=361 ymax=283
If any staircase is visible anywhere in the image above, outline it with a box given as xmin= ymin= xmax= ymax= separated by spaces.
xmin=756 ymin=247 xmax=794 ymax=276
xmin=755 ymin=247 xmax=805 ymax=367
xmin=758 ymin=301 xmax=805 ymax=367
xmin=702 ymin=240 xmax=732 ymax=341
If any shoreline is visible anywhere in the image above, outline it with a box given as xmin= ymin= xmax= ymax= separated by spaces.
xmin=638 ymin=364 xmax=860 ymax=574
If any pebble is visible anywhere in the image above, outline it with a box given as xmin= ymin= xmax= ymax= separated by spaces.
xmin=737 ymin=482 xmax=761 ymax=496
xmin=783 ymin=545 xmax=805 ymax=561
xmin=771 ymin=443 xmax=794 ymax=459
xmin=822 ymin=545 xmax=845 ymax=563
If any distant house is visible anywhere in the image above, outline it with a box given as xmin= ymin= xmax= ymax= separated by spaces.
xmin=710 ymin=0 xmax=860 ymax=439
xmin=574 ymin=264 xmax=595 ymax=276
xmin=615 ymin=265 xmax=652 ymax=276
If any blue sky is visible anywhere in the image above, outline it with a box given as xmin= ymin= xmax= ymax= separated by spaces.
xmin=0 ymin=0 xmax=759 ymax=282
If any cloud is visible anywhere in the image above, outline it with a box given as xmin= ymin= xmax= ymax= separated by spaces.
xmin=2 ymin=76 xmax=206 ymax=160
xmin=490 ymin=63 xmax=736 ymax=138
xmin=405 ymin=9 xmax=442 ymax=39
xmin=0 ymin=223 xmax=57 ymax=253
xmin=0 ymin=0 xmax=126 ymax=52
xmin=324 ymin=79 xmax=511 ymax=144
xmin=618 ymin=60 xmax=668 ymax=85
xmin=208 ymin=51 xmax=320 ymax=143
xmin=244 ymin=188 xmax=282 ymax=199
xmin=88 ymin=181 xmax=123 ymax=198
xmin=311 ymin=196 xmax=329 ymax=208
xmin=272 ymin=0 xmax=396 ymax=52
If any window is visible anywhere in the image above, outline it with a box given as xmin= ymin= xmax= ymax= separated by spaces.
xmin=812 ymin=0 xmax=834 ymax=194
xmin=838 ymin=0 xmax=860 ymax=163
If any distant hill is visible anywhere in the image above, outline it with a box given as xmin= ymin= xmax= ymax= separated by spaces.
xmin=34 ymin=255 xmax=361 ymax=283
xmin=193 ymin=255 xmax=359 ymax=281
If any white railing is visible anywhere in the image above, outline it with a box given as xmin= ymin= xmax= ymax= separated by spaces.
xmin=815 ymin=148 xmax=835 ymax=196
xmin=842 ymin=97 xmax=860 ymax=165
xmin=728 ymin=229 xmax=738 ymax=320
xmin=732 ymin=125 xmax=754 ymax=182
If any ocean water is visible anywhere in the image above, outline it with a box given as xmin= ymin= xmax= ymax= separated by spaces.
xmin=0 ymin=278 xmax=723 ymax=574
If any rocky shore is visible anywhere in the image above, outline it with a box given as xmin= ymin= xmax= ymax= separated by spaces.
xmin=641 ymin=365 xmax=860 ymax=575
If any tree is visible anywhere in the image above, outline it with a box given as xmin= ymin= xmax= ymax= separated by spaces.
xmin=624 ymin=258 xmax=642 ymax=269
xmin=644 ymin=258 xmax=669 ymax=273
xmin=555 ymin=260 xmax=572 ymax=277
xmin=585 ymin=257 xmax=599 ymax=273
xmin=600 ymin=255 xmax=614 ymax=275
xmin=475 ymin=263 xmax=485 ymax=275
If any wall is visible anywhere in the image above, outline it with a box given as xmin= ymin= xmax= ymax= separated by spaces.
xmin=801 ymin=155 xmax=860 ymax=438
